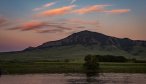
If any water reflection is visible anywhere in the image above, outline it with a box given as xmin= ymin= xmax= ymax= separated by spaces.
xmin=70 ymin=55 xmax=101 ymax=84
xmin=66 ymin=73 xmax=133 ymax=84
xmin=0 ymin=73 xmax=146 ymax=84
xmin=67 ymin=74 xmax=99 ymax=84
xmin=67 ymin=72 xmax=101 ymax=84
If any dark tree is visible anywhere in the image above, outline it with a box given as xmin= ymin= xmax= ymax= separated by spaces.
xmin=83 ymin=55 xmax=100 ymax=77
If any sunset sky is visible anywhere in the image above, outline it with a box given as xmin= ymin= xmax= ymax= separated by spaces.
xmin=0 ymin=0 xmax=146 ymax=52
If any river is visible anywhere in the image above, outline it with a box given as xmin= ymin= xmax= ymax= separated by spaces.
xmin=0 ymin=73 xmax=146 ymax=84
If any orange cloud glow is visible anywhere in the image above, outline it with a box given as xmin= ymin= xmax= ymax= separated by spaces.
xmin=104 ymin=9 xmax=130 ymax=14
xmin=21 ymin=21 xmax=47 ymax=30
xmin=8 ymin=21 xmax=47 ymax=31
xmin=37 ymin=5 xmax=76 ymax=17
xmin=73 ymin=5 xmax=110 ymax=14
xmin=8 ymin=20 xmax=74 ymax=33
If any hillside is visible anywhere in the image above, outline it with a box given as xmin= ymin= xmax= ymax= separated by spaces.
xmin=0 ymin=30 xmax=146 ymax=61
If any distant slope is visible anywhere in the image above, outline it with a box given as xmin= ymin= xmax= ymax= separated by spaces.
xmin=35 ymin=30 xmax=146 ymax=51
xmin=0 ymin=30 xmax=146 ymax=61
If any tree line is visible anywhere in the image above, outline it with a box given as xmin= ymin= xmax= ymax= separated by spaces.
xmin=84 ymin=55 xmax=127 ymax=62
xmin=95 ymin=55 xmax=127 ymax=62
xmin=84 ymin=55 xmax=146 ymax=63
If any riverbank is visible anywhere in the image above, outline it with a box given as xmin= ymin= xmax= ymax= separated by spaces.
xmin=0 ymin=62 xmax=146 ymax=74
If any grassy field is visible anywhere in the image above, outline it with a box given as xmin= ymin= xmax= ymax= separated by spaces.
xmin=0 ymin=62 xmax=146 ymax=74
xmin=1 ymin=45 xmax=146 ymax=61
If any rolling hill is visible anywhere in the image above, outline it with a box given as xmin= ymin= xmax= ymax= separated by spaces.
xmin=0 ymin=30 xmax=146 ymax=61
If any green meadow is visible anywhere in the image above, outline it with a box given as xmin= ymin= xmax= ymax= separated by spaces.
xmin=0 ymin=45 xmax=146 ymax=74
xmin=0 ymin=62 xmax=146 ymax=74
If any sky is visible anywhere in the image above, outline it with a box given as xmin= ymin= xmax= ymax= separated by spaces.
xmin=0 ymin=0 xmax=146 ymax=52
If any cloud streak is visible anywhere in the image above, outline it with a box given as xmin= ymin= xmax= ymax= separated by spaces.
xmin=8 ymin=20 xmax=73 ymax=33
xmin=34 ymin=4 xmax=130 ymax=18
xmin=73 ymin=5 xmax=110 ymax=14
xmin=36 ymin=5 xmax=76 ymax=17
xmin=8 ymin=3 xmax=130 ymax=33
xmin=104 ymin=9 xmax=130 ymax=14
xmin=33 ymin=2 xmax=56 ymax=11
xmin=8 ymin=21 xmax=47 ymax=31
xmin=37 ymin=29 xmax=63 ymax=33
xmin=73 ymin=4 xmax=130 ymax=15
xmin=70 ymin=0 xmax=77 ymax=4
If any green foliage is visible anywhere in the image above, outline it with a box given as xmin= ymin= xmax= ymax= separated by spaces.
xmin=84 ymin=55 xmax=99 ymax=70
xmin=83 ymin=55 xmax=100 ymax=76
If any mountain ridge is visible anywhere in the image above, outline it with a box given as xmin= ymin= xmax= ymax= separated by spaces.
xmin=25 ymin=30 xmax=146 ymax=52
xmin=1 ymin=30 xmax=146 ymax=61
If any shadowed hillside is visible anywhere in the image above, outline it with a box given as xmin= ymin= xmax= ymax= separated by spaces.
xmin=0 ymin=30 xmax=146 ymax=61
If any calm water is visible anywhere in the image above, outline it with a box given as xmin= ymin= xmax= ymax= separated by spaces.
xmin=0 ymin=73 xmax=146 ymax=84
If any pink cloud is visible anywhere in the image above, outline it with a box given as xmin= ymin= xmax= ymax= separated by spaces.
xmin=73 ymin=5 xmax=110 ymax=14
xmin=36 ymin=5 xmax=76 ymax=17
xmin=8 ymin=21 xmax=47 ymax=31
xmin=104 ymin=9 xmax=130 ymax=14
xmin=21 ymin=21 xmax=47 ymax=30
xmin=8 ymin=20 xmax=73 ymax=33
